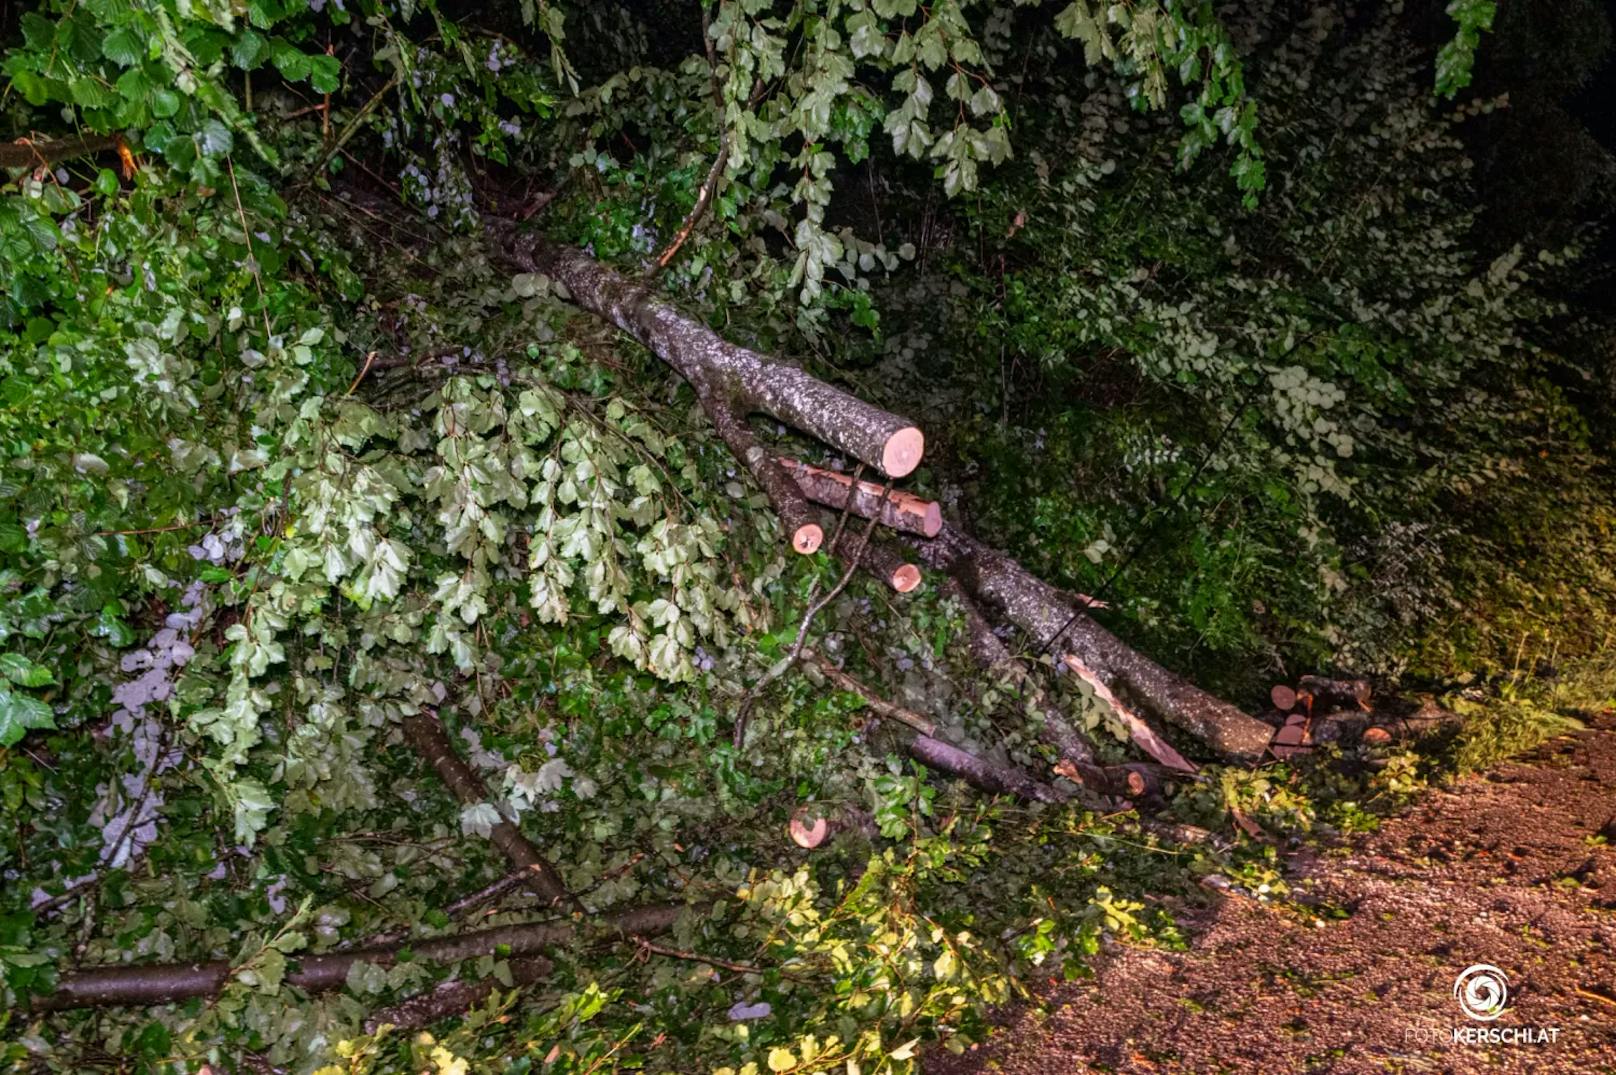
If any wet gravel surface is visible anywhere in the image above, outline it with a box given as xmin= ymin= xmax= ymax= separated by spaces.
xmin=929 ymin=712 xmax=1616 ymax=1074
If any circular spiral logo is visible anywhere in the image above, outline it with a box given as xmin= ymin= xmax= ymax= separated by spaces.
xmin=1453 ymin=964 xmax=1509 ymax=1021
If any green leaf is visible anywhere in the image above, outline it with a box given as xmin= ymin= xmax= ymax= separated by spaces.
xmin=69 ymin=77 xmax=113 ymax=108
xmin=232 ymin=30 xmax=268 ymax=69
xmin=151 ymin=88 xmax=182 ymax=118
xmin=91 ymin=607 xmax=136 ymax=647
xmin=0 ymin=687 xmax=55 ymax=747
xmin=0 ymin=654 xmax=53 ymax=688
xmin=308 ymin=54 xmax=341 ymax=94
xmin=101 ymin=27 xmax=145 ymax=66
xmin=196 ymin=119 xmax=234 ymax=158
xmin=271 ymin=43 xmax=312 ymax=83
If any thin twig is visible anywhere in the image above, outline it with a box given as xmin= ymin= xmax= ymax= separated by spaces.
xmin=651 ymin=148 xmax=727 ymax=274
xmin=345 ymin=350 xmax=379 ymax=395
xmin=732 ymin=468 xmax=889 ymax=748
xmin=226 ymin=157 xmax=273 ymax=340
xmin=443 ymin=867 xmax=538 ymax=919
xmin=649 ymin=4 xmax=728 ymax=276
xmin=630 ymin=937 xmax=808 ymax=976
xmin=95 ymin=522 xmax=207 ymax=537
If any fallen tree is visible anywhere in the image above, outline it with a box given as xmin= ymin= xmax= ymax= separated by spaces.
xmin=518 ymin=238 xmax=1274 ymax=765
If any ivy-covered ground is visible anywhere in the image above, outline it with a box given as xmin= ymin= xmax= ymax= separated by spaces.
xmin=3 ymin=0 xmax=1615 ymax=1073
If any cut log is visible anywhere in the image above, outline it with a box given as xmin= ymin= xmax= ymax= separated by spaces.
xmin=921 ymin=526 xmax=1273 ymax=763
xmin=1311 ymin=702 xmax=1459 ymax=745
xmin=1270 ymin=684 xmax=1298 ymax=712
xmin=825 ymin=533 xmax=921 ymax=593
xmin=402 ymin=710 xmax=575 ymax=910
xmin=787 ymin=804 xmax=875 ymax=849
xmin=1269 ymin=713 xmax=1311 ymax=760
xmin=528 ymin=242 xmax=924 ymax=478
xmin=704 ymin=402 xmax=823 ymax=554
xmin=780 ymin=457 xmax=943 ymax=537
xmin=1052 ymin=757 xmax=1170 ymax=800
xmin=789 ymin=808 xmax=830 ymax=849
xmin=30 ymin=902 xmax=691 ymax=1012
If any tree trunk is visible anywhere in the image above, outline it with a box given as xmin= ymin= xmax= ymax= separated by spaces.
xmin=519 ymin=240 xmax=1271 ymax=764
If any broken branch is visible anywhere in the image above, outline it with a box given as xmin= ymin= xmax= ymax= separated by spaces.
xmin=0 ymin=133 xmax=121 ymax=171
xmin=923 ymin=525 xmax=1273 ymax=762
xmin=29 ymin=902 xmax=693 ymax=1012
xmin=402 ymin=710 xmax=577 ymax=911
xmin=364 ymin=957 xmax=552 ymax=1033
xmin=1059 ymin=653 xmax=1197 ymax=774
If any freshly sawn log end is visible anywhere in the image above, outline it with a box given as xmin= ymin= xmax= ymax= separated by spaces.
xmin=916 ymin=500 xmax=943 ymax=538
xmin=789 ymin=807 xmax=830 ymax=849
xmin=793 ymin=523 xmax=825 ymax=554
xmin=889 ymin=563 xmax=922 ymax=593
xmin=882 ymin=426 xmax=925 ymax=478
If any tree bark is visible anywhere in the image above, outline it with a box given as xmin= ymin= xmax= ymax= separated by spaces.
xmin=781 ymin=457 xmax=942 ymax=536
xmin=29 ymin=903 xmax=691 ymax=1012
xmin=905 ymin=735 xmax=1064 ymax=802
xmin=529 ymin=242 xmax=924 ymax=478
xmin=402 ymin=710 xmax=576 ymax=910
xmin=705 ymin=402 xmax=825 ymax=553
xmin=1059 ymin=653 xmax=1196 ymax=773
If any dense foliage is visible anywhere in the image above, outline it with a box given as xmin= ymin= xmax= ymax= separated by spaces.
xmin=1 ymin=0 xmax=1611 ymax=1072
